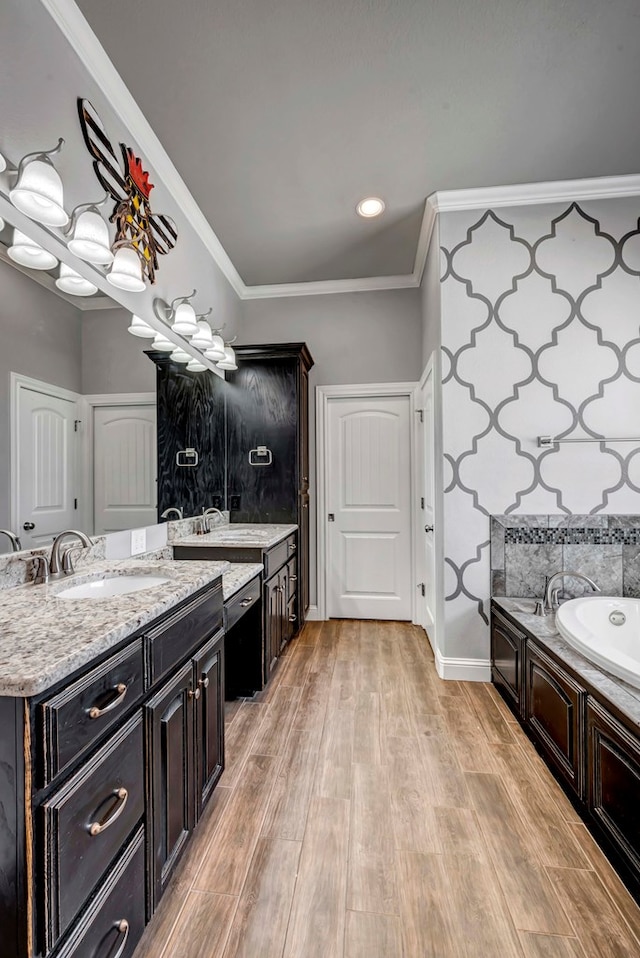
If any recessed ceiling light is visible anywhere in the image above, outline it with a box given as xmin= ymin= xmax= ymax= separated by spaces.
xmin=356 ymin=196 xmax=385 ymax=218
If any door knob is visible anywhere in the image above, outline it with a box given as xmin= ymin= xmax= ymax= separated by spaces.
xmin=424 ymin=525 xmax=434 ymax=533
xmin=23 ymin=522 xmax=35 ymax=531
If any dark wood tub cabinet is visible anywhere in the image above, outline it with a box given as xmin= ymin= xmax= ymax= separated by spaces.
xmin=491 ymin=601 xmax=640 ymax=903
xmin=0 ymin=578 xmax=224 ymax=958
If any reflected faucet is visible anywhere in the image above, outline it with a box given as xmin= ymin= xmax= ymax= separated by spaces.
xmin=161 ymin=507 xmax=184 ymax=520
xmin=535 ymin=570 xmax=600 ymax=616
xmin=0 ymin=529 xmax=22 ymax=553
xmin=202 ymin=507 xmax=224 ymax=533
xmin=50 ymin=530 xmax=93 ymax=580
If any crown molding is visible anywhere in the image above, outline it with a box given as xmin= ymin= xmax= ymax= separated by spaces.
xmin=241 ymin=272 xmax=419 ymax=299
xmin=39 ymin=0 xmax=246 ymax=299
xmin=429 ymin=173 xmax=640 ymax=213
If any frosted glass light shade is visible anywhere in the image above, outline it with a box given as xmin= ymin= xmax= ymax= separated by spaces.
xmin=187 ymin=358 xmax=207 ymax=372
xmin=204 ymin=334 xmax=226 ymax=361
xmin=8 ymin=229 xmax=58 ymax=270
xmin=128 ymin=314 xmax=156 ymax=338
xmin=171 ymin=302 xmax=198 ymax=336
xmin=67 ymin=209 xmax=113 ymax=265
xmin=107 ymin=246 xmax=145 ymax=292
xmin=152 ymin=334 xmax=174 ymax=351
xmin=0 ymin=216 xmax=5 ymax=232
xmin=190 ymin=320 xmax=213 ymax=350
xmin=217 ymin=346 xmax=238 ymax=370
xmin=0 ymin=153 xmax=6 ymax=174
xmin=170 ymin=347 xmax=191 ymax=364
xmin=55 ymin=262 xmax=98 ymax=296
xmin=10 ymin=156 xmax=68 ymax=227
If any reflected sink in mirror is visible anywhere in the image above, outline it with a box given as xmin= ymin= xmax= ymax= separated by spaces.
xmin=56 ymin=574 xmax=171 ymax=599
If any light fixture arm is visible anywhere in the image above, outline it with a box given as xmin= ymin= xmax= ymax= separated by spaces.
xmin=196 ymin=307 xmax=213 ymax=320
xmin=153 ymin=289 xmax=198 ymax=323
xmin=211 ymin=322 xmax=227 ymax=334
xmin=14 ymin=138 xmax=65 ymax=179
xmin=225 ymin=335 xmax=238 ymax=346
xmin=169 ymin=289 xmax=197 ymax=313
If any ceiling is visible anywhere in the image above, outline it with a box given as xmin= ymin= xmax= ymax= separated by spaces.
xmin=48 ymin=1 xmax=640 ymax=286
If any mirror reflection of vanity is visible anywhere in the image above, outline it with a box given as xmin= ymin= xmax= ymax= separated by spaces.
xmin=0 ymin=211 xmax=167 ymax=554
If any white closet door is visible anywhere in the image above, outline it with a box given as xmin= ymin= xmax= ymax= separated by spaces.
xmin=327 ymin=394 xmax=412 ymax=620
xmin=16 ymin=385 xmax=79 ymax=550
xmin=93 ymin=405 xmax=157 ymax=534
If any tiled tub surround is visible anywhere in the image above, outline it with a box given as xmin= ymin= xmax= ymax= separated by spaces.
xmin=0 ymin=558 xmax=229 ymax=696
xmin=493 ymin=596 xmax=640 ymax=729
xmin=491 ymin=514 xmax=640 ymax=600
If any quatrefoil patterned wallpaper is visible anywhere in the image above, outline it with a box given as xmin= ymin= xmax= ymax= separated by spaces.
xmin=439 ymin=198 xmax=640 ymax=662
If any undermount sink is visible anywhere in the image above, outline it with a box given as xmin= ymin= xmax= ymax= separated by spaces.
xmin=57 ymin=575 xmax=171 ymax=600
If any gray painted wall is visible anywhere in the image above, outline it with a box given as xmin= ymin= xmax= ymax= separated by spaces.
xmin=421 ymin=218 xmax=442 ymax=368
xmin=240 ymin=287 xmax=422 ymax=607
xmin=81 ymin=308 xmax=156 ymax=394
xmin=0 ymin=259 xmax=82 ymax=534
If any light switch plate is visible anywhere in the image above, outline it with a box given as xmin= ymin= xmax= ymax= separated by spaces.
xmin=131 ymin=528 xmax=147 ymax=556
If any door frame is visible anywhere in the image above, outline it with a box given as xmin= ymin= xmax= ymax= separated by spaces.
xmin=82 ymin=393 xmax=156 ymax=535
xmin=414 ymin=352 xmax=444 ymax=659
xmin=10 ymin=372 xmax=82 ymax=537
xmin=315 ymin=381 xmax=418 ymax=622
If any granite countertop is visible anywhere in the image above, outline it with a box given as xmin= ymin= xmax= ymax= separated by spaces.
xmin=0 ymin=558 xmax=229 ymax=698
xmin=177 ymin=523 xmax=297 ymax=550
xmin=222 ymin=563 xmax=264 ymax=602
xmin=493 ymin=597 xmax=640 ymax=728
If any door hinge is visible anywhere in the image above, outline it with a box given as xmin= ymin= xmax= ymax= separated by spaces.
xmin=74 ymin=419 xmax=82 ymax=433
xmin=420 ymin=497 xmax=424 ymax=510
xmin=418 ymin=583 xmax=425 ymax=596
xmin=74 ymin=498 xmax=78 ymax=510
xmin=415 ymin=408 xmax=424 ymax=423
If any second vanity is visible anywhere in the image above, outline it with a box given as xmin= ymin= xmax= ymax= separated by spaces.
xmin=0 ymin=558 xmax=229 ymax=958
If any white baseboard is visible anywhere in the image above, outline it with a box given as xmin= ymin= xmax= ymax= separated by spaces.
xmin=305 ymin=605 xmax=322 ymax=621
xmin=435 ymin=648 xmax=491 ymax=682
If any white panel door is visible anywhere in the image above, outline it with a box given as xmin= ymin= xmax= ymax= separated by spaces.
xmin=94 ymin=405 xmax=157 ymax=534
xmin=17 ymin=386 xmax=79 ymax=549
xmin=327 ymin=394 xmax=412 ymax=619
xmin=421 ymin=368 xmax=437 ymax=631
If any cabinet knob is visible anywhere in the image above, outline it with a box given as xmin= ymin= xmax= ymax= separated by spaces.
xmin=199 ymin=676 xmax=210 ymax=689
xmin=189 ymin=686 xmax=201 ymax=700
xmin=289 ymin=614 xmax=297 ymax=622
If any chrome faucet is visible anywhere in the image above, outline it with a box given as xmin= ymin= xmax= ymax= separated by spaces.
xmin=202 ymin=507 xmax=224 ymax=533
xmin=0 ymin=529 xmax=22 ymax=552
xmin=535 ymin=570 xmax=600 ymax=616
xmin=49 ymin=530 xmax=93 ymax=580
xmin=161 ymin=507 xmax=184 ymax=520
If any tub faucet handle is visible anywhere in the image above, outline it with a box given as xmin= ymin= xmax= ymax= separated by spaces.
xmin=534 ymin=600 xmax=547 ymax=617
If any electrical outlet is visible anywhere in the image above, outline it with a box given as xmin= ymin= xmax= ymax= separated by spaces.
xmin=131 ymin=528 xmax=147 ymax=556
xmin=230 ymin=495 xmax=241 ymax=510
xmin=212 ymin=495 xmax=223 ymax=509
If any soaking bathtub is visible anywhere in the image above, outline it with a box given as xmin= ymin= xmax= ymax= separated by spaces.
xmin=556 ymin=596 xmax=640 ymax=691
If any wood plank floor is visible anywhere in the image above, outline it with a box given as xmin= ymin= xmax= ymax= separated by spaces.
xmin=133 ymin=620 xmax=640 ymax=958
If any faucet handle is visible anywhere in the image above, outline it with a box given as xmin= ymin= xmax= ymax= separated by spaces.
xmin=32 ymin=555 xmax=50 ymax=585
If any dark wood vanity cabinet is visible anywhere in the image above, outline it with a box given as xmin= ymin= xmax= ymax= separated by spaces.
xmin=0 ymin=578 xmax=224 ymax=958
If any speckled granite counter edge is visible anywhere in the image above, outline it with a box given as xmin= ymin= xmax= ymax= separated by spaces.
xmin=493 ymin=597 xmax=640 ymax=729
xmin=177 ymin=524 xmax=298 ymax=550
xmin=222 ymin=564 xmax=264 ymax=601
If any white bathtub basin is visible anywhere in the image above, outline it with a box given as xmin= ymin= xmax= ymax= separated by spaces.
xmin=556 ymin=596 xmax=640 ymax=690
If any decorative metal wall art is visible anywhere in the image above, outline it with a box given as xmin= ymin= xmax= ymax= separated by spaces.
xmin=77 ymin=98 xmax=177 ymax=284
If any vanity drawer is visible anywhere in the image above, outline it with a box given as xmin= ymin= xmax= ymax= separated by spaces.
xmin=40 ymin=639 xmax=144 ymax=785
xmin=225 ymin=576 xmax=261 ymax=631
xmin=146 ymin=581 xmax=223 ymax=684
xmin=264 ymin=535 xmax=296 ymax=579
xmin=42 ymin=712 xmax=145 ymax=949
xmin=54 ymin=826 xmax=146 ymax=958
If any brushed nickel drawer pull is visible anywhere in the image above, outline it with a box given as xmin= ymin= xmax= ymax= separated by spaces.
xmin=87 ymin=683 xmax=128 ymax=720
xmin=88 ymin=787 xmax=128 ymax=836
xmin=240 ymin=596 xmax=254 ymax=606
xmin=199 ymin=676 xmax=210 ymax=689
xmin=188 ymin=686 xmax=201 ymax=700
xmin=289 ymin=614 xmax=297 ymax=622
xmin=289 ymin=575 xmax=297 ymax=581
xmin=108 ymin=919 xmax=130 ymax=958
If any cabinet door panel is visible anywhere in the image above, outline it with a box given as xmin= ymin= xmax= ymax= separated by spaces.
xmin=146 ymin=661 xmax=194 ymax=908
xmin=491 ymin=610 xmax=523 ymax=714
xmin=42 ymin=714 xmax=144 ymax=948
xmin=588 ymin=699 xmax=640 ymax=873
xmin=194 ymin=630 xmax=225 ymax=816
xmin=525 ymin=641 xmax=585 ymax=798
